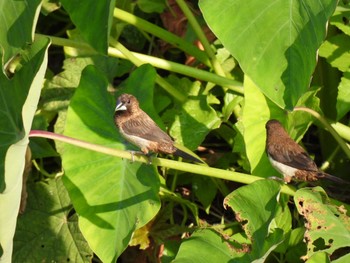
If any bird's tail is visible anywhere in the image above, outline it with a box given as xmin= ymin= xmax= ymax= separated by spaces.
xmin=318 ymin=172 xmax=350 ymax=184
xmin=174 ymin=148 xmax=205 ymax=164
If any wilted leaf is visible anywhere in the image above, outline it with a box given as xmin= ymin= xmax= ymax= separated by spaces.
xmin=224 ymin=180 xmax=284 ymax=261
xmin=294 ymin=187 xmax=350 ymax=261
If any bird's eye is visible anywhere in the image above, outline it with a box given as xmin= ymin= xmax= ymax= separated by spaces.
xmin=127 ymin=99 xmax=131 ymax=104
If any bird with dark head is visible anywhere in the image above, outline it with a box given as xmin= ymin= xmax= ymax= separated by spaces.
xmin=265 ymin=119 xmax=348 ymax=184
xmin=114 ymin=93 xmax=203 ymax=163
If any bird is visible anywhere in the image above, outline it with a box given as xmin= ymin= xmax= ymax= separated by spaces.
xmin=265 ymin=119 xmax=347 ymax=184
xmin=114 ymin=93 xmax=203 ymax=163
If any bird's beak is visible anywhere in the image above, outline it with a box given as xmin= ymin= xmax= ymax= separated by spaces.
xmin=115 ymin=101 xmax=127 ymax=112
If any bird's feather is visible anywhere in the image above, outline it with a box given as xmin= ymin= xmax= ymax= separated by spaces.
xmin=120 ymin=111 xmax=173 ymax=144
xmin=268 ymin=143 xmax=318 ymax=172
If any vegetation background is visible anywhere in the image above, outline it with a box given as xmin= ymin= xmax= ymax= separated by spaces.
xmin=0 ymin=0 xmax=350 ymax=262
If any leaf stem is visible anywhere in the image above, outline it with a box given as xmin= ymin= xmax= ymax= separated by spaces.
xmin=293 ymin=107 xmax=350 ymax=159
xmin=112 ymin=41 xmax=187 ymax=102
xmin=40 ymin=34 xmax=243 ymax=95
xmin=113 ymin=8 xmax=210 ymax=66
xmin=175 ymin=0 xmax=226 ymax=78
xmin=108 ymin=46 xmax=243 ymax=94
xmin=29 ymin=130 xmax=296 ymax=196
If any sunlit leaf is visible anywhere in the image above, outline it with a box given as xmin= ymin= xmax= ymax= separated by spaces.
xmin=294 ymin=187 xmax=350 ymax=260
xmin=200 ymin=0 xmax=337 ymax=109
xmin=0 ymin=37 xmax=49 ymax=261
xmin=173 ymin=229 xmax=235 ymax=262
xmin=319 ymin=34 xmax=350 ymax=72
xmin=224 ymin=180 xmax=284 ymax=261
xmin=61 ymin=65 xmax=160 ymax=262
xmin=336 ymin=71 xmax=350 ymax=120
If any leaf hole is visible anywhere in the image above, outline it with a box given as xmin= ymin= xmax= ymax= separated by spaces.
xmin=312 ymin=237 xmax=331 ymax=252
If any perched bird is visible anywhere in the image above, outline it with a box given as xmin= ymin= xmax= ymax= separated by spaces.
xmin=114 ymin=93 xmax=203 ymax=163
xmin=265 ymin=119 xmax=347 ymax=184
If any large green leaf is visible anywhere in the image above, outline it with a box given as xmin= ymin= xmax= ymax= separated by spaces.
xmin=61 ymin=65 xmax=160 ymax=262
xmin=241 ymin=76 xmax=283 ymax=177
xmin=200 ymin=0 xmax=337 ymax=109
xmin=13 ymin=177 xmax=93 ymax=262
xmin=0 ymin=0 xmax=41 ymax=67
xmin=294 ymin=187 xmax=350 ymax=261
xmin=224 ymin=180 xmax=284 ymax=262
xmin=60 ymin=0 xmax=116 ymax=54
xmin=0 ymin=37 xmax=50 ymax=261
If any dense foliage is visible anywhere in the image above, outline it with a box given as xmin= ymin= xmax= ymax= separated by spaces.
xmin=1 ymin=0 xmax=350 ymax=262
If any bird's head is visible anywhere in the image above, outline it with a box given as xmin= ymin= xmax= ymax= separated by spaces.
xmin=115 ymin=93 xmax=139 ymax=114
xmin=265 ymin=119 xmax=282 ymax=132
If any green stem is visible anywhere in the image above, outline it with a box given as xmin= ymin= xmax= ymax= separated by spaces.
xmin=113 ymin=7 xmax=210 ymax=66
xmin=41 ymin=34 xmax=243 ymax=95
xmin=29 ymin=130 xmax=296 ymax=196
xmin=293 ymin=107 xmax=350 ymax=159
xmin=108 ymin=46 xmax=243 ymax=94
xmin=175 ymin=0 xmax=226 ymax=78
xmin=112 ymin=41 xmax=186 ymax=102
xmin=330 ymin=122 xmax=350 ymax=142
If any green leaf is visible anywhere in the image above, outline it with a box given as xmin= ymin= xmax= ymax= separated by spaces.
xmin=61 ymin=65 xmax=160 ymax=262
xmin=224 ymin=180 xmax=284 ymax=261
xmin=137 ymin=0 xmax=166 ymax=13
xmin=60 ymin=0 xmax=116 ymax=54
xmin=168 ymin=78 xmax=221 ymax=150
xmin=241 ymin=76 xmax=283 ymax=177
xmin=306 ymin=252 xmax=331 ymax=263
xmin=0 ymin=0 xmax=42 ymax=66
xmin=13 ymin=177 xmax=93 ymax=262
xmin=0 ymin=37 xmax=50 ymax=261
xmin=285 ymin=227 xmax=307 ymax=263
xmin=336 ymin=71 xmax=350 ymax=120
xmin=242 ymin=76 xmax=320 ymax=177
xmin=29 ymin=115 xmax=58 ymax=159
xmin=200 ymin=0 xmax=337 ymax=109
xmin=173 ymin=229 xmax=235 ymax=262
xmin=319 ymin=34 xmax=350 ymax=72
xmin=41 ymin=0 xmax=61 ymax=15
xmin=294 ymin=187 xmax=350 ymax=260
xmin=330 ymin=6 xmax=350 ymax=36
xmin=192 ymin=176 xmax=217 ymax=213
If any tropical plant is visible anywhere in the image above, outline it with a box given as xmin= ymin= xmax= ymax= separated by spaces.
xmin=1 ymin=0 xmax=350 ymax=262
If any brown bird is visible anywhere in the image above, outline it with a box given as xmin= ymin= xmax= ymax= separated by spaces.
xmin=265 ymin=119 xmax=347 ymax=184
xmin=114 ymin=93 xmax=203 ymax=163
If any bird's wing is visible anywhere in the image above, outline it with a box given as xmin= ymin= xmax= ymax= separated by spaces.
xmin=121 ymin=112 xmax=172 ymax=143
xmin=270 ymin=144 xmax=318 ymax=172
